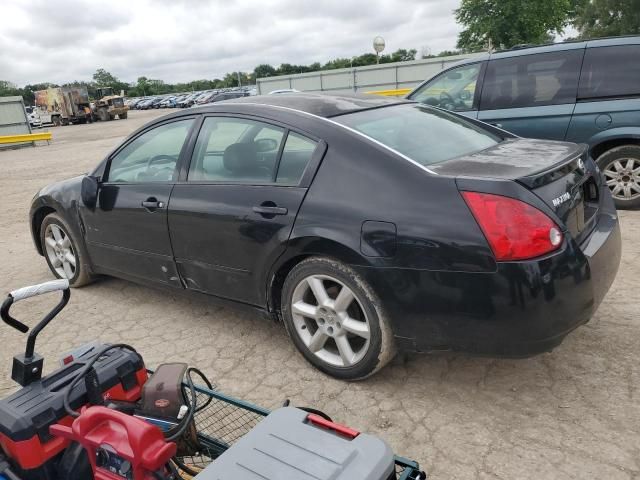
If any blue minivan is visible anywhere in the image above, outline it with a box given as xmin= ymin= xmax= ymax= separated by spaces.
xmin=408 ymin=36 xmax=640 ymax=209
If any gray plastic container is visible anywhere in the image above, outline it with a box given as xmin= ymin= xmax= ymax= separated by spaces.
xmin=196 ymin=407 xmax=395 ymax=480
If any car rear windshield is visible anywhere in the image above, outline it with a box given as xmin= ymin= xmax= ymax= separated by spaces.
xmin=333 ymin=104 xmax=500 ymax=167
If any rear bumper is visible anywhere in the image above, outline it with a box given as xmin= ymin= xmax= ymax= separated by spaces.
xmin=357 ymin=204 xmax=621 ymax=357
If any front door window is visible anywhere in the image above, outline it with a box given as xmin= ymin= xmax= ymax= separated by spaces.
xmin=410 ymin=63 xmax=483 ymax=111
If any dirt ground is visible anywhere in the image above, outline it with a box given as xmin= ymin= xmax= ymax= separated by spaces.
xmin=0 ymin=110 xmax=638 ymax=479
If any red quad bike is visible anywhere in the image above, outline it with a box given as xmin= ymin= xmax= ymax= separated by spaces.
xmin=0 ymin=280 xmax=427 ymax=480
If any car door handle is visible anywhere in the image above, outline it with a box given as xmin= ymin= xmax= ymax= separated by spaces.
xmin=253 ymin=205 xmax=288 ymax=216
xmin=490 ymin=122 xmax=503 ymax=129
xmin=141 ymin=198 xmax=165 ymax=210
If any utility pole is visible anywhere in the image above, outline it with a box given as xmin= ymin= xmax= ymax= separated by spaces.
xmin=237 ymin=71 xmax=242 ymax=87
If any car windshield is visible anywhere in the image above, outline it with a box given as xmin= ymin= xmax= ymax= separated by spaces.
xmin=333 ymin=103 xmax=501 ymax=166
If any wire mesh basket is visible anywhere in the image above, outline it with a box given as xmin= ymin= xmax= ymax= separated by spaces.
xmin=174 ymin=383 xmax=425 ymax=479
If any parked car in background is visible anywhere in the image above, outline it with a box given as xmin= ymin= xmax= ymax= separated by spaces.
xmin=151 ymin=97 xmax=165 ymax=109
xmin=27 ymin=108 xmax=42 ymax=128
xmin=178 ymin=93 xmax=198 ymax=108
xmin=194 ymin=91 xmax=219 ymax=105
xmin=206 ymin=91 xmax=249 ymax=103
xmin=138 ymin=97 xmax=162 ymax=110
xmin=269 ymin=89 xmax=300 ymax=95
xmin=159 ymin=96 xmax=177 ymax=108
xmin=408 ymin=36 xmax=640 ymax=209
xmin=28 ymin=94 xmax=620 ymax=380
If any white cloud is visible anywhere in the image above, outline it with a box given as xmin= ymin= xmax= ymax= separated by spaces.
xmin=1 ymin=0 xmax=462 ymax=86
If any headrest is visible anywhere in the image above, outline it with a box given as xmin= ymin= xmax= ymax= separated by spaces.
xmin=223 ymin=143 xmax=258 ymax=173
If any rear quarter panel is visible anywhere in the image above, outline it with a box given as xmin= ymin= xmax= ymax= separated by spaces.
xmin=290 ymin=130 xmax=495 ymax=273
xmin=566 ymin=98 xmax=640 ymax=149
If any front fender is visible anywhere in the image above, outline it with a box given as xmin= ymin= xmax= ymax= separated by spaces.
xmin=30 ymin=176 xmax=85 ymax=255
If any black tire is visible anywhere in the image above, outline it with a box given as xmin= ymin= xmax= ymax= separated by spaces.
xmin=281 ymin=257 xmax=396 ymax=380
xmin=40 ymin=213 xmax=94 ymax=287
xmin=97 ymin=108 xmax=109 ymax=122
xmin=119 ymin=112 xmax=128 ymax=119
xmin=596 ymin=145 xmax=640 ymax=209
xmin=52 ymin=116 xmax=61 ymax=127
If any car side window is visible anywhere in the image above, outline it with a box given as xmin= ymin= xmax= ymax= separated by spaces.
xmin=480 ymin=50 xmax=582 ymax=110
xmin=188 ymin=117 xmax=286 ymax=183
xmin=106 ymin=119 xmax=194 ymax=183
xmin=410 ymin=63 xmax=482 ymax=111
xmin=276 ymin=132 xmax=317 ymax=184
xmin=578 ymin=45 xmax=640 ymax=100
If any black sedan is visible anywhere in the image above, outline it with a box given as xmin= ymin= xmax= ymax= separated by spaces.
xmin=29 ymin=94 xmax=621 ymax=380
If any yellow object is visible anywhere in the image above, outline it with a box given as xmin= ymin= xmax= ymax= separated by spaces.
xmin=0 ymin=132 xmax=52 ymax=145
xmin=365 ymin=88 xmax=412 ymax=97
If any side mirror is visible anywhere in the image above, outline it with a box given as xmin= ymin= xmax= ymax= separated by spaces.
xmin=446 ymin=72 xmax=463 ymax=80
xmin=81 ymin=175 xmax=99 ymax=210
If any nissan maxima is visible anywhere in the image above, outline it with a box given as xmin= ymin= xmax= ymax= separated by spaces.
xmin=29 ymin=94 xmax=621 ymax=380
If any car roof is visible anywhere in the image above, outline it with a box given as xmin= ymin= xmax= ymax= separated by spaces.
xmin=450 ymin=35 xmax=640 ymax=64
xmin=224 ymin=93 xmax=408 ymax=118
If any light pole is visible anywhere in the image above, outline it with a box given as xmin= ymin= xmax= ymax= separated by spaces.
xmin=373 ymin=36 xmax=385 ymax=64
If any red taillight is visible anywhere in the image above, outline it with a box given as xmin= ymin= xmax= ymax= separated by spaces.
xmin=461 ymin=191 xmax=563 ymax=261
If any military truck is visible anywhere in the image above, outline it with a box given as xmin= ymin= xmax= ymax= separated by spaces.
xmin=93 ymin=87 xmax=128 ymax=121
xmin=34 ymin=87 xmax=91 ymax=126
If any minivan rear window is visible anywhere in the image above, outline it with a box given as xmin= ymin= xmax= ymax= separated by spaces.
xmin=334 ymin=104 xmax=500 ymax=167
xmin=578 ymin=45 xmax=640 ymax=100
xmin=480 ymin=50 xmax=582 ymax=110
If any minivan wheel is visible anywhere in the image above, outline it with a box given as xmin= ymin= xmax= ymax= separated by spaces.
xmin=281 ymin=257 xmax=396 ymax=380
xmin=597 ymin=145 xmax=640 ymax=209
xmin=40 ymin=213 xmax=93 ymax=287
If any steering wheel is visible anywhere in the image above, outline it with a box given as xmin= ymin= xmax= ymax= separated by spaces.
xmin=439 ymin=91 xmax=458 ymax=109
xmin=147 ymin=154 xmax=176 ymax=169
xmin=140 ymin=155 xmax=176 ymax=181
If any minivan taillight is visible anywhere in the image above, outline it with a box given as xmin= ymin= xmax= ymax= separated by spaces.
xmin=461 ymin=191 xmax=563 ymax=261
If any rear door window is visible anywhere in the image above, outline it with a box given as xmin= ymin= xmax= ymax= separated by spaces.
xmin=578 ymin=45 xmax=640 ymax=100
xmin=276 ymin=132 xmax=317 ymax=184
xmin=480 ymin=50 xmax=583 ymax=110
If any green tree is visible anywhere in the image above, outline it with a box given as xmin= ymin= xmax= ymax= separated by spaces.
xmin=574 ymin=0 xmax=640 ymax=38
xmin=254 ymin=64 xmax=277 ymax=78
xmin=92 ymin=68 xmax=118 ymax=86
xmin=0 ymin=80 xmax=21 ymax=97
xmin=92 ymin=68 xmax=128 ymax=95
xmin=455 ymin=0 xmax=575 ymax=50
xmin=389 ymin=48 xmax=417 ymax=62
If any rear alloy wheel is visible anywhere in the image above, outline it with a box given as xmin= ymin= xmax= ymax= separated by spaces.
xmin=40 ymin=213 xmax=93 ymax=286
xmin=598 ymin=145 xmax=640 ymax=209
xmin=281 ymin=257 xmax=395 ymax=380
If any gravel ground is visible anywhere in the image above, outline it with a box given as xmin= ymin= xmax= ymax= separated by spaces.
xmin=0 ymin=110 xmax=638 ymax=479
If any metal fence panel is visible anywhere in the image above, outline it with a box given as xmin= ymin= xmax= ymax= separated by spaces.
xmin=257 ymin=53 xmax=485 ymax=95
xmin=0 ymin=96 xmax=31 ymax=137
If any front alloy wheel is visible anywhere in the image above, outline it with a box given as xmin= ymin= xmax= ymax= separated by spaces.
xmin=40 ymin=213 xmax=93 ymax=287
xmin=44 ymin=224 xmax=77 ymax=279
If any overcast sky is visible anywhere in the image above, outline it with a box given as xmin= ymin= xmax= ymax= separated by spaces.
xmin=1 ymin=0 xmax=464 ymax=86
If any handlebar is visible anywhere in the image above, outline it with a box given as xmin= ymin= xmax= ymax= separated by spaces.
xmin=9 ymin=279 xmax=69 ymax=302
xmin=1 ymin=280 xmax=70 ymax=358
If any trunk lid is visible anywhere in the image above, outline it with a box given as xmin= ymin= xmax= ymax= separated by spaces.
xmin=434 ymin=138 xmax=601 ymax=243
